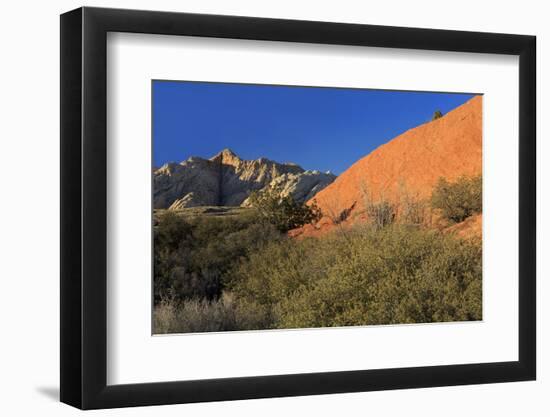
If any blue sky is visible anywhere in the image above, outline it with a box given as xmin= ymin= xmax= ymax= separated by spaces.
xmin=153 ymin=81 xmax=476 ymax=175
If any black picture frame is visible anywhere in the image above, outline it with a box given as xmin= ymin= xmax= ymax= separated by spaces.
xmin=60 ymin=6 xmax=536 ymax=410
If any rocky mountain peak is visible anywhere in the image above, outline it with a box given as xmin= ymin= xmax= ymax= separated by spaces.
xmin=154 ymin=149 xmax=337 ymax=209
xmin=209 ymin=148 xmax=241 ymax=166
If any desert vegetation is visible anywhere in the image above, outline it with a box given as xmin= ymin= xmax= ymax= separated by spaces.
xmin=231 ymin=225 xmax=481 ymax=328
xmin=247 ymin=188 xmax=322 ymax=232
xmin=153 ymin=208 xmax=282 ymax=305
xmin=431 ymin=175 xmax=482 ymax=223
xmin=153 ymin=175 xmax=482 ymax=334
xmin=432 ymin=110 xmax=444 ymax=120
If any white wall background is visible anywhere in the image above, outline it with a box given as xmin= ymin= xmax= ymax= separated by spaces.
xmin=0 ymin=0 xmax=546 ymax=415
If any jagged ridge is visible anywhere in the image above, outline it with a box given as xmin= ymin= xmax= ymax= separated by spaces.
xmin=153 ymin=148 xmax=336 ymax=209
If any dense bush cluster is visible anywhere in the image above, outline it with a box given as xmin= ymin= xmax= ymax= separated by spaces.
xmin=230 ymin=225 xmax=482 ymax=328
xmin=431 ymin=175 xmax=482 ymax=223
xmin=153 ymin=193 xmax=322 ymax=333
xmin=153 ymin=175 xmax=483 ymax=334
xmin=155 ymin=220 xmax=481 ymax=333
xmin=154 ymin=210 xmax=281 ymax=305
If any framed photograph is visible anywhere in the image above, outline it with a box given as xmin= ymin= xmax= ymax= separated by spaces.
xmin=60 ymin=7 xmax=536 ymax=409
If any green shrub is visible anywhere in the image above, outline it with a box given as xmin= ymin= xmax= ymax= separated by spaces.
xmin=432 ymin=110 xmax=443 ymax=120
xmin=153 ymin=210 xmax=282 ymax=304
xmin=431 ymin=175 xmax=482 ymax=223
xmin=154 ymin=212 xmax=195 ymax=303
xmin=231 ymin=225 xmax=482 ymax=328
xmin=247 ymin=188 xmax=321 ymax=232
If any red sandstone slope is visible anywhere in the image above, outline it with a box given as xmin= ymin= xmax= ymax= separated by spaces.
xmin=444 ymin=213 xmax=482 ymax=239
xmin=291 ymin=95 xmax=482 ymax=237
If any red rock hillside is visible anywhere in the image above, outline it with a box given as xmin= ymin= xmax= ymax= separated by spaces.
xmin=291 ymin=95 xmax=482 ymax=237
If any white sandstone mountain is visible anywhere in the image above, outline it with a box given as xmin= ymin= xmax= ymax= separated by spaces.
xmin=153 ymin=148 xmax=336 ymax=209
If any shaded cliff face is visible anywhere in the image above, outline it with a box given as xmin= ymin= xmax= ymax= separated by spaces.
xmin=291 ymin=96 xmax=482 ymax=237
xmin=153 ymin=149 xmax=336 ymax=209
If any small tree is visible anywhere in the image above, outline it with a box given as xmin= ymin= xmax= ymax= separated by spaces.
xmin=247 ymin=188 xmax=322 ymax=232
xmin=431 ymin=175 xmax=482 ymax=223
xmin=432 ymin=110 xmax=443 ymax=120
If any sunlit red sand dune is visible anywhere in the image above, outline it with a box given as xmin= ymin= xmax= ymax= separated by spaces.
xmin=290 ymin=95 xmax=482 ymax=238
